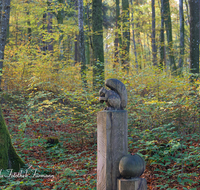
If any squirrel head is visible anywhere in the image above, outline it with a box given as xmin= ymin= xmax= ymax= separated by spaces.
xmin=99 ymin=87 xmax=107 ymax=97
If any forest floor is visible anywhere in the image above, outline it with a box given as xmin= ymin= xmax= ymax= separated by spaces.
xmin=1 ymin=100 xmax=200 ymax=190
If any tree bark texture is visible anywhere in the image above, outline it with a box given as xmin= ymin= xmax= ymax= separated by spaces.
xmin=163 ymin=0 xmax=176 ymax=72
xmin=0 ymin=0 xmax=11 ymax=87
xmin=178 ymin=0 xmax=184 ymax=71
xmin=0 ymin=106 xmax=25 ymax=171
xmin=151 ymin=0 xmax=157 ymax=66
xmin=130 ymin=0 xmax=138 ymax=70
xmin=114 ymin=0 xmax=121 ymax=67
xmin=189 ymin=0 xmax=199 ymax=74
xmin=160 ymin=0 xmax=165 ymax=68
xmin=92 ymin=0 xmax=104 ymax=88
xmin=122 ymin=0 xmax=130 ymax=72
xmin=78 ymin=0 xmax=87 ymax=86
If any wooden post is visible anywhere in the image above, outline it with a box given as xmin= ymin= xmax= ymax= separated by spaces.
xmin=97 ymin=110 xmax=128 ymax=190
xmin=117 ymin=178 xmax=147 ymax=190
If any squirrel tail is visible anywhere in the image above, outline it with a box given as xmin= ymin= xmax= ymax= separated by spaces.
xmin=105 ymin=79 xmax=127 ymax=109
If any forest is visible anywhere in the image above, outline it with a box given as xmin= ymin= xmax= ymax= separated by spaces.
xmin=0 ymin=0 xmax=199 ymax=189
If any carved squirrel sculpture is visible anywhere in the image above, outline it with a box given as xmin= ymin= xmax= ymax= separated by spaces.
xmin=99 ymin=79 xmax=127 ymax=110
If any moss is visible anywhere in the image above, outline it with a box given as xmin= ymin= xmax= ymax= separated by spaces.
xmin=0 ymin=106 xmax=25 ymax=172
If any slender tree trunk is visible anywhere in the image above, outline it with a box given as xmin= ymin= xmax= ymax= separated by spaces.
xmin=86 ymin=1 xmax=93 ymax=66
xmin=130 ymin=0 xmax=138 ymax=70
xmin=163 ymin=0 xmax=176 ymax=73
xmin=160 ymin=0 xmax=165 ymax=68
xmin=42 ymin=13 xmax=47 ymax=53
xmin=92 ymin=0 xmax=104 ymax=88
xmin=189 ymin=0 xmax=199 ymax=76
xmin=78 ymin=0 xmax=87 ymax=86
xmin=57 ymin=0 xmax=64 ymax=60
xmin=151 ymin=0 xmax=157 ymax=66
xmin=0 ymin=0 xmax=25 ymax=172
xmin=15 ymin=9 xmax=18 ymax=47
xmin=26 ymin=1 xmax=31 ymax=42
xmin=122 ymin=0 xmax=130 ymax=72
xmin=114 ymin=29 xmax=119 ymax=65
xmin=85 ymin=35 xmax=90 ymax=65
xmin=47 ymin=0 xmax=53 ymax=52
xmin=184 ymin=0 xmax=190 ymax=25
xmin=178 ymin=0 xmax=184 ymax=72
xmin=74 ymin=33 xmax=79 ymax=65
xmin=74 ymin=0 xmax=79 ymax=65
xmin=114 ymin=0 xmax=120 ymax=67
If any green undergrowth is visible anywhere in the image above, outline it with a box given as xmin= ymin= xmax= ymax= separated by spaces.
xmin=0 ymin=67 xmax=200 ymax=189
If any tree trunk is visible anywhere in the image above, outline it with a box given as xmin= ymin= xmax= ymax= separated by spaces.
xmin=0 ymin=0 xmax=11 ymax=88
xmin=78 ymin=0 xmax=87 ymax=86
xmin=151 ymin=0 xmax=157 ymax=66
xmin=85 ymin=35 xmax=90 ymax=65
xmin=57 ymin=0 xmax=64 ymax=60
xmin=47 ymin=0 xmax=53 ymax=52
xmin=0 ymin=0 xmax=25 ymax=172
xmin=86 ymin=2 xmax=93 ymax=66
xmin=160 ymin=0 xmax=165 ymax=68
xmin=178 ymin=0 xmax=184 ymax=73
xmin=26 ymin=0 xmax=31 ymax=42
xmin=130 ymin=0 xmax=138 ymax=70
xmin=199 ymin=0 xmax=200 ymax=41
xmin=189 ymin=0 xmax=199 ymax=75
xmin=163 ymin=0 xmax=176 ymax=73
xmin=74 ymin=33 xmax=79 ymax=65
xmin=113 ymin=0 xmax=120 ymax=68
xmin=92 ymin=0 xmax=104 ymax=88
xmin=0 ymin=107 xmax=25 ymax=171
xmin=42 ymin=13 xmax=47 ymax=53
xmin=122 ymin=0 xmax=130 ymax=72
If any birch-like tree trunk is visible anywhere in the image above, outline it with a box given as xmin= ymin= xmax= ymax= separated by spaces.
xmin=78 ymin=0 xmax=87 ymax=86
xmin=0 ymin=0 xmax=25 ymax=172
